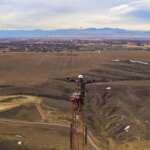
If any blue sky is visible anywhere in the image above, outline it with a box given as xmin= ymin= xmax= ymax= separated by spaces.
xmin=0 ymin=0 xmax=150 ymax=30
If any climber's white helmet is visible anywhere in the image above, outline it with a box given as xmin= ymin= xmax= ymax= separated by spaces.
xmin=78 ymin=74 xmax=84 ymax=79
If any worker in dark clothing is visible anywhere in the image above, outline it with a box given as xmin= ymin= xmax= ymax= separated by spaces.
xmin=67 ymin=74 xmax=95 ymax=109
xmin=67 ymin=74 xmax=95 ymax=97
xmin=76 ymin=74 xmax=86 ymax=98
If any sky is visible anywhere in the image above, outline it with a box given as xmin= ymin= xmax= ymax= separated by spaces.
xmin=0 ymin=0 xmax=150 ymax=30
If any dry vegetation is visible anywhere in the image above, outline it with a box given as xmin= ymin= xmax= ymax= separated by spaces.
xmin=0 ymin=121 xmax=70 ymax=150
xmin=0 ymin=50 xmax=150 ymax=150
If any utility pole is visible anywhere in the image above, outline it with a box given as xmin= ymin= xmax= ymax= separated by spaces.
xmin=69 ymin=75 xmax=88 ymax=150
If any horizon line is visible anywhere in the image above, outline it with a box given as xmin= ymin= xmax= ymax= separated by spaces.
xmin=0 ymin=27 xmax=150 ymax=32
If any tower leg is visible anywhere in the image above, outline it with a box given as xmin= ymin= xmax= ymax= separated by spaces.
xmin=70 ymin=123 xmax=73 ymax=149
xmin=84 ymin=126 xmax=88 ymax=145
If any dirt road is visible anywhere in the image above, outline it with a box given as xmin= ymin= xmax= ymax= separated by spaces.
xmin=91 ymin=80 xmax=150 ymax=86
xmin=0 ymin=95 xmax=41 ymax=112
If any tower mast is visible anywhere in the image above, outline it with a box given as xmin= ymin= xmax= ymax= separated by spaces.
xmin=70 ymin=75 xmax=87 ymax=150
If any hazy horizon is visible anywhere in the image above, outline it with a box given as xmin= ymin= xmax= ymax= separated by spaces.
xmin=0 ymin=27 xmax=150 ymax=32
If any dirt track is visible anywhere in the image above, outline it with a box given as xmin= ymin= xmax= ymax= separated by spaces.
xmin=0 ymin=118 xmax=101 ymax=150
xmin=91 ymin=79 xmax=150 ymax=86
xmin=0 ymin=95 xmax=41 ymax=112
xmin=0 ymin=94 xmax=102 ymax=149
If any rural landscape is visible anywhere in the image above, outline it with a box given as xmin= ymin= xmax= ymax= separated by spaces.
xmin=0 ymin=38 xmax=149 ymax=150
xmin=0 ymin=0 xmax=150 ymax=149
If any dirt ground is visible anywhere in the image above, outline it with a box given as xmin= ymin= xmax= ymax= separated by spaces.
xmin=0 ymin=50 xmax=149 ymax=86
xmin=0 ymin=50 xmax=150 ymax=150
xmin=0 ymin=121 xmax=70 ymax=150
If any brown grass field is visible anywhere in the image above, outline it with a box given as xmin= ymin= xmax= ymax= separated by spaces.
xmin=0 ymin=50 xmax=150 ymax=150
xmin=0 ymin=50 xmax=150 ymax=86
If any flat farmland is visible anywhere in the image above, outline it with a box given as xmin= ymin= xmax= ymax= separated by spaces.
xmin=0 ymin=51 xmax=150 ymax=86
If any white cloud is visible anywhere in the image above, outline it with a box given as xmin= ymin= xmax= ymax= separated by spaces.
xmin=110 ymin=0 xmax=150 ymax=15
xmin=0 ymin=0 xmax=149 ymax=30
xmin=110 ymin=4 xmax=134 ymax=15
xmin=108 ymin=0 xmax=150 ymax=29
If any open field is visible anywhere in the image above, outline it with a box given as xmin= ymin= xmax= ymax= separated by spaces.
xmin=0 ymin=50 xmax=150 ymax=86
xmin=0 ymin=120 xmax=70 ymax=150
xmin=0 ymin=50 xmax=150 ymax=150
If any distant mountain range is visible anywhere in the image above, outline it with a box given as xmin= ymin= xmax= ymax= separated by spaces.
xmin=0 ymin=28 xmax=150 ymax=39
